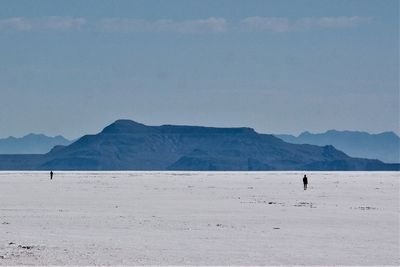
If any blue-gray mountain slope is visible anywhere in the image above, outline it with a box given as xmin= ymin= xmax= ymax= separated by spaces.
xmin=276 ymin=130 xmax=400 ymax=163
xmin=0 ymin=120 xmax=398 ymax=170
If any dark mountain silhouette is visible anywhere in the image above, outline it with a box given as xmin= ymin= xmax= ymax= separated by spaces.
xmin=0 ymin=120 xmax=398 ymax=170
xmin=276 ymin=130 xmax=400 ymax=163
xmin=0 ymin=134 xmax=72 ymax=154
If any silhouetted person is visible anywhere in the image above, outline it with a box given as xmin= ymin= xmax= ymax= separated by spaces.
xmin=303 ymin=174 xmax=308 ymax=190
xmin=50 ymin=171 xmax=53 ymax=180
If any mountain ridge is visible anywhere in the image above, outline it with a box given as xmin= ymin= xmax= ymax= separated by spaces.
xmin=275 ymin=130 xmax=400 ymax=163
xmin=0 ymin=134 xmax=72 ymax=154
xmin=0 ymin=120 xmax=398 ymax=171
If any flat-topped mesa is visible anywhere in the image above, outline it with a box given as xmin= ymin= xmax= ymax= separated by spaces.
xmin=158 ymin=125 xmax=257 ymax=135
xmin=101 ymin=119 xmax=257 ymax=135
xmin=0 ymin=118 xmax=398 ymax=170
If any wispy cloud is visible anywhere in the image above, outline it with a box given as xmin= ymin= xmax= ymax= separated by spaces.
xmin=96 ymin=17 xmax=227 ymax=34
xmin=295 ymin=16 xmax=373 ymax=29
xmin=240 ymin=17 xmax=290 ymax=32
xmin=0 ymin=16 xmax=371 ymax=33
xmin=240 ymin=16 xmax=372 ymax=32
xmin=0 ymin=16 xmax=86 ymax=32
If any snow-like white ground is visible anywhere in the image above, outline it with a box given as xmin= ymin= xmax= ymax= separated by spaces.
xmin=0 ymin=171 xmax=398 ymax=265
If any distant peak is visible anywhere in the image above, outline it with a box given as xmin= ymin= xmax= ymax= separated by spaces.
xmin=321 ymin=130 xmax=399 ymax=138
xmin=21 ymin=133 xmax=70 ymax=141
xmin=113 ymin=119 xmax=144 ymax=125
xmin=101 ymin=119 xmax=151 ymax=134
xmin=299 ymin=131 xmax=312 ymax=137
xmin=24 ymin=133 xmax=47 ymax=138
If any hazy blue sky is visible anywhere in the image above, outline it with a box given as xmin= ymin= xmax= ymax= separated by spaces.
xmin=0 ymin=0 xmax=398 ymax=139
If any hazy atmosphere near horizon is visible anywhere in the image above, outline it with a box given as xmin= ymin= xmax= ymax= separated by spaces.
xmin=0 ymin=0 xmax=398 ymax=139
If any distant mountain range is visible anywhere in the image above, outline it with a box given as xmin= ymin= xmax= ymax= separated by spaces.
xmin=0 ymin=120 xmax=398 ymax=171
xmin=0 ymin=134 xmax=72 ymax=154
xmin=276 ymin=130 xmax=400 ymax=163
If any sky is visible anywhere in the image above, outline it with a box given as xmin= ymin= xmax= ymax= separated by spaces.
xmin=0 ymin=0 xmax=398 ymax=139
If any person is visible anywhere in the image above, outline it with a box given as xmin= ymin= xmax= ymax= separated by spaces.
xmin=50 ymin=171 xmax=53 ymax=180
xmin=303 ymin=174 xmax=308 ymax=190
